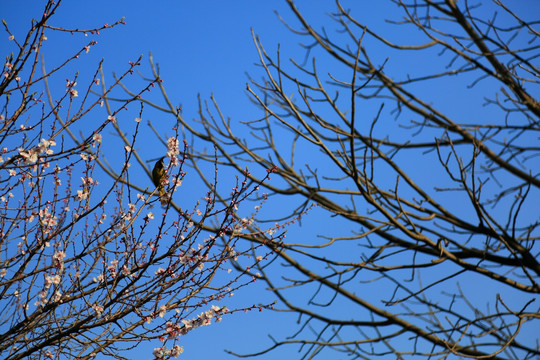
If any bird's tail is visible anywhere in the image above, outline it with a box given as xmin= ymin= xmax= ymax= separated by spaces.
xmin=159 ymin=187 xmax=168 ymax=206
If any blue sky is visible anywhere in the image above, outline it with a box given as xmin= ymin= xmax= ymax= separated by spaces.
xmin=1 ymin=2 xmax=349 ymax=359
xmin=2 ymin=1 xmax=539 ymax=359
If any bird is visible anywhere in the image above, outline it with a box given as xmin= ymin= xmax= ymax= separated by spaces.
xmin=152 ymin=157 xmax=167 ymax=205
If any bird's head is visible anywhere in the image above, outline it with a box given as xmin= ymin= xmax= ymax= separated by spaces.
xmin=156 ymin=157 xmax=165 ymax=168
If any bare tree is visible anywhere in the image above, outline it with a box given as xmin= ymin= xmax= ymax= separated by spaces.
xmin=126 ymin=0 xmax=540 ymax=359
xmin=0 ymin=2 xmax=279 ymax=359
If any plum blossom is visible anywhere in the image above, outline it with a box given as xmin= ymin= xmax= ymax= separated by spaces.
xmin=153 ymin=347 xmax=166 ymax=359
xmin=167 ymin=137 xmax=180 ymax=156
xmin=158 ymin=305 xmax=167 ymax=318
xmin=39 ymin=138 xmax=56 ymax=155
xmin=35 ymin=290 xmax=49 ymax=307
xmin=98 ymin=213 xmax=106 ymax=224
xmin=19 ymin=148 xmax=38 ymax=164
xmin=77 ymin=189 xmax=88 ymax=201
xmin=166 ymin=137 xmax=180 ymax=166
xmin=121 ymin=265 xmax=131 ymax=276
xmin=52 ymin=290 xmax=62 ymax=303
xmin=169 ymin=345 xmax=184 ymax=357
xmin=108 ymin=259 xmax=119 ymax=277
xmin=93 ymin=133 xmax=102 ymax=144
xmin=171 ymin=177 xmax=182 ymax=190
xmin=81 ymin=176 xmax=96 ymax=186
xmin=158 ymin=305 xmax=227 ymax=350
xmin=44 ymin=274 xmax=61 ymax=288
xmin=66 ymin=80 xmax=78 ymax=98
xmin=164 ymin=322 xmax=181 ymax=339
xmin=154 ymin=346 xmax=184 ymax=360
xmin=39 ymin=207 xmax=58 ymax=231
xmin=53 ymin=251 xmax=66 ymax=265
xmin=93 ymin=303 xmax=104 ymax=317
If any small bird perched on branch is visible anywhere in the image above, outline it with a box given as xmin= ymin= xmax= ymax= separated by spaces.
xmin=152 ymin=157 xmax=167 ymax=205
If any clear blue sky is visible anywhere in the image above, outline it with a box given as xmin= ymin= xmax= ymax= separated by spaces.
xmin=1 ymin=2 xmax=349 ymax=359
xmin=2 ymin=1 xmax=539 ymax=359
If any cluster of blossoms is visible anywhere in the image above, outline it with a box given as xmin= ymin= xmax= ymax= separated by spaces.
xmin=76 ymin=189 xmax=88 ymax=201
xmin=152 ymin=345 xmax=183 ymax=359
xmin=34 ymin=252 xmax=66 ymax=307
xmin=92 ymin=303 xmax=104 ymax=317
xmin=52 ymin=251 xmax=66 ymax=270
xmin=178 ymin=246 xmax=208 ymax=271
xmin=18 ymin=138 xmax=56 ymax=165
xmin=44 ymin=274 xmax=61 ymax=287
xmin=66 ymin=79 xmax=78 ymax=98
xmin=123 ymin=203 xmax=138 ymax=221
xmin=77 ymin=174 xmax=97 ymax=201
xmin=38 ymin=206 xmax=58 ymax=235
xmin=3 ymin=60 xmax=20 ymax=81
xmin=161 ymin=305 xmax=228 ymax=342
xmin=233 ymin=217 xmax=254 ymax=234
xmin=36 ymin=273 xmax=62 ymax=307
xmin=92 ymin=273 xmax=104 ymax=284
xmin=92 ymin=133 xmax=102 ymax=146
xmin=107 ymin=258 xmax=131 ymax=279
xmin=166 ymin=137 xmax=180 ymax=166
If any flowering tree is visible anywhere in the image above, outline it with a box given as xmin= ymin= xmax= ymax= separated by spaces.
xmin=121 ymin=0 xmax=540 ymax=359
xmin=0 ymin=2 xmax=279 ymax=359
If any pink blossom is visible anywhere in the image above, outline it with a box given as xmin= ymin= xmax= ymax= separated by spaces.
xmin=122 ymin=265 xmax=131 ymax=276
xmin=77 ymin=189 xmax=88 ymax=201
xmin=19 ymin=148 xmax=38 ymax=164
xmin=93 ymin=304 xmax=104 ymax=317
xmin=53 ymin=251 xmax=66 ymax=263
xmin=158 ymin=305 xmax=167 ymax=318
xmin=169 ymin=345 xmax=184 ymax=357
xmin=152 ymin=347 xmax=165 ymax=359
